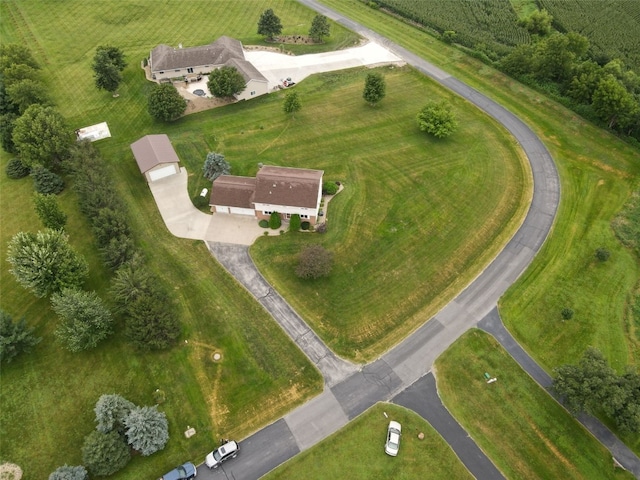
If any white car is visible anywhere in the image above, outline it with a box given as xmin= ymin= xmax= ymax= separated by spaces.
xmin=385 ymin=421 xmax=402 ymax=456
xmin=205 ymin=440 xmax=239 ymax=468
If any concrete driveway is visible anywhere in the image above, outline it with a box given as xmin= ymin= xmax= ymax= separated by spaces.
xmin=147 ymin=168 xmax=264 ymax=245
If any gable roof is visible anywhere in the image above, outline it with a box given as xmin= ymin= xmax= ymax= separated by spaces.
xmin=254 ymin=166 xmax=323 ymax=209
xmin=151 ymin=36 xmax=244 ymax=72
xmin=130 ymin=134 xmax=180 ymax=174
xmin=210 ymin=176 xmax=256 ymax=208
xmin=225 ymin=57 xmax=268 ymax=84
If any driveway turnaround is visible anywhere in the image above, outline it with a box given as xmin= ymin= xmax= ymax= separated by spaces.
xmin=147 ymin=168 xmax=264 ymax=245
xmin=244 ymin=42 xmax=403 ymax=90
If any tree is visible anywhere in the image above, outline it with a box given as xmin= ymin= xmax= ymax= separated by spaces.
xmin=296 ymin=244 xmax=333 ymax=279
xmin=124 ymin=405 xmax=169 ymax=456
xmin=31 ymin=165 xmax=65 ymax=194
xmin=0 ymin=112 xmax=18 ymax=153
xmin=269 ymin=211 xmax=282 ymax=229
xmin=309 ymin=15 xmax=330 ymax=42
xmin=92 ymin=45 xmax=127 ymax=94
xmin=101 ymin=234 xmax=137 ymax=271
xmin=12 ymin=104 xmax=71 ymax=168
xmin=81 ymin=430 xmax=130 ymax=477
xmin=33 ymin=193 xmax=67 ymax=230
xmin=363 ymin=72 xmax=386 ymax=106
xmin=519 ymin=9 xmax=553 ymax=36
xmin=567 ymin=61 xmax=605 ymax=104
xmin=257 ymin=8 xmax=282 ymax=41
xmin=552 ymin=348 xmax=616 ymax=414
xmin=0 ymin=43 xmax=40 ymax=73
xmin=49 ymin=465 xmax=88 ymax=480
xmin=283 ymin=91 xmax=301 ymax=116
xmin=110 ymin=254 xmax=152 ymax=311
xmin=147 ymin=83 xmax=186 ymax=122
xmin=0 ymin=309 xmax=41 ymax=363
xmin=202 ymin=152 xmax=230 ymax=181
xmin=441 ymin=31 xmax=457 ymax=44
xmin=289 ymin=213 xmax=301 ymax=232
xmin=51 ymin=288 xmax=114 ymax=352
xmin=6 ymin=79 xmax=50 ymax=113
xmin=7 ymin=229 xmax=89 ymax=297
xmin=126 ymin=288 xmax=181 ymax=350
xmin=94 ymin=394 xmax=135 ymax=434
xmin=603 ymin=370 xmax=640 ymax=433
xmin=207 ymin=66 xmax=246 ymax=98
xmin=5 ymin=156 xmax=30 ymax=178
xmin=592 ymin=74 xmax=640 ymax=130
xmin=533 ymin=32 xmax=589 ymax=84
xmin=417 ymin=101 xmax=459 ymax=138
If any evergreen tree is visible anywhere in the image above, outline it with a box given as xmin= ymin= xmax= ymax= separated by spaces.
xmin=33 ymin=193 xmax=67 ymax=230
xmin=309 ymin=15 xmax=330 ymax=42
xmin=257 ymin=9 xmax=282 ymax=40
xmin=81 ymin=430 xmax=130 ymax=477
xmin=283 ymin=91 xmax=301 ymax=117
xmin=124 ymin=405 xmax=169 ymax=456
xmin=48 ymin=465 xmax=88 ymax=480
xmin=363 ymin=72 xmax=386 ymax=106
xmin=0 ymin=309 xmax=41 ymax=363
xmin=203 ymin=152 xmax=231 ymax=181
xmin=94 ymin=393 xmax=135 ymax=434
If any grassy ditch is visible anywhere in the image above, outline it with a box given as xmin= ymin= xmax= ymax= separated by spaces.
xmin=435 ymin=330 xmax=635 ymax=480
xmin=264 ymin=403 xmax=473 ymax=480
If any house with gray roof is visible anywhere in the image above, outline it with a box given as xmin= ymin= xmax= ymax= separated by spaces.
xmin=210 ymin=166 xmax=324 ymax=224
xmin=149 ymin=36 xmax=268 ymax=100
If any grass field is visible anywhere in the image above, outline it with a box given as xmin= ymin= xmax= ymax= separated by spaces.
xmin=435 ymin=330 xmax=635 ymax=480
xmin=321 ymin=0 xmax=640 ymax=452
xmin=264 ymin=403 xmax=474 ymax=480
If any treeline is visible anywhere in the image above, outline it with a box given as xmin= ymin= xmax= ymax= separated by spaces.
xmin=2 ymin=43 xmax=181 ymax=358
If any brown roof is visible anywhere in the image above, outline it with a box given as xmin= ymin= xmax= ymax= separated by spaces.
xmin=210 ymin=176 xmax=257 ymax=208
xmin=151 ymin=36 xmax=244 ymax=72
xmin=130 ymin=134 xmax=180 ymax=174
xmin=254 ymin=166 xmax=323 ymax=209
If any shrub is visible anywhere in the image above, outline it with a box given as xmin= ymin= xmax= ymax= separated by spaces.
xmin=31 ymin=165 xmax=64 ymax=194
xmin=0 ymin=309 xmax=41 ymax=363
xmin=322 ymin=181 xmax=338 ymax=195
xmin=289 ymin=214 xmax=301 ymax=232
xmin=561 ymin=308 xmax=574 ymax=320
xmin=49 ymin=465 xmax=88 ymax=480
xmin=595 ymin=247 xmax=610 ymax=262
xmin=301 ymin=221 xmax=310 ymax=230
xmin=295 ymin=244 xmax=333 ymax=279
xmin=259 ymin=219 xmax=269 ymax=228
xmin=124 ymin=405 xmax=169 ymax=456
xmin=269 ymin=211 xmax=281 ymax=229
xmin=192 ymin=195 xmax=209 ymax=209
xmin=5 ymin=157 xmax=30 ymax=178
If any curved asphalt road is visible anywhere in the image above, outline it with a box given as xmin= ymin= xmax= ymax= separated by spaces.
xmin=195 ymin=2 xmax=640 ymax=479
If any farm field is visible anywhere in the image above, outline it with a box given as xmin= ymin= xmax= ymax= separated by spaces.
xmin=435 ymin=330 xmax=635 ymax=480
xmin=264 ymin=403 xmax=474 ymax=480
xmin=320 ymin=0 xmax=640 ymax=452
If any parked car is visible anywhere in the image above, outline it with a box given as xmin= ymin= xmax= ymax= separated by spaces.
xmin=385 ymin=421 xmax=402 ymax=456
xmin=205 ymin=440 xmax=239 ymax=468
xmin=159 ymin=462 xmax=196 ymax=480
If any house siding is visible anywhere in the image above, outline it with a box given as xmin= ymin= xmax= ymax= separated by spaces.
xmin=235 ymin=79 xmax=269 ymax=101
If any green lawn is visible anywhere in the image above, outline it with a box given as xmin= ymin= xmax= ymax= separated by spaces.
xmin=319 ymin=0 xmax=640 ymax=452
xmin=435 ymin=330 xmax=635 ymax=480
xmin=264 ymin=403 xmax=474 ymax=480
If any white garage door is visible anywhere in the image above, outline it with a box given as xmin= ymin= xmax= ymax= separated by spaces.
xmin=229 ymin=207 xmax=255 ymax=216
xmin=148 ymin=165 xmax=177 ymax=182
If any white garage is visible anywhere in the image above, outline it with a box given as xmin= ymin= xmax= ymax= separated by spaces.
xmin=210 ymin=176 xmax=257 ymax=217
xmin=131 ymin=134 xmax=181 ymax=183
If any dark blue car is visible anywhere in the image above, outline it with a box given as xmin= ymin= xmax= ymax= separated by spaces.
xmin=160 ymin=462 xmax=196 ymax=480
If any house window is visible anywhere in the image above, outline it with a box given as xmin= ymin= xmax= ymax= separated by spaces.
xmin=301 ymin=214 xmax=309 ymax=219
xmin=264 ymin=211 xmax=272 ymax=215
xmin=187 ymin=68 xmax=194 ymax=73
xmin=159 ymin=71 xmax=165 ymax=74
xmin=285 ymin=213 xmax=291 ymax=219
xmin=174 ymin=69 xmax=180 ymax=72
xmin=251 ymin=91 xmax=256 ymax=96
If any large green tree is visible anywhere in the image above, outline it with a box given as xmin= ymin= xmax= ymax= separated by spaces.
xmin=33 ymin=192 xmax=67 ymax=230
xmin=12 ymin=104 xmax=71 ymax=168
xmin=207 ymin=66 xmax=246 ymax=98
xmin=124 ymin=406 xmax=169 ymax=456
xmin=51 ymin=288 xmax=114 ymax=352
xmin=92 ymin=45 xmax=127 ymax=94
xmin=309 ymin=14 xmax=330 ymax=42
xmin=147 ymin=83 xmax=186 ymax=121
xmin=257 ymin=8 xmax=282 ymax=40
xmin=0 ymin=43 xmax=40 ymax=73
xmin=363 ymin=72 xmax=386 ymax=106
xmin=0 ymin=309 xmax=41 ymax=363
xmin=5 ymin=78 xmax=50 ymax=113
xmin=81 ymin=430 xmax=130 ymax=477
xmin=417 ymin=101 xmax=459 ymax=138
xmin=592 ymin=74 xmax=640 ymax=130
xmin=203 ymin=151 xmax=231 ymax=181
xmin=7 ymin=229 xmax=88 ymax=297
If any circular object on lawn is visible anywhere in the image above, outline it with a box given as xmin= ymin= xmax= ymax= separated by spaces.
xmin=193 ymin=89 xmax=206 ymax=97
xmin=418 ymin=432 xmax=425 ymax=440
xmin=212 ymin=352 xmax=222 ymax=362
xmin=0 ymin=463 xmax=23 ymax=480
